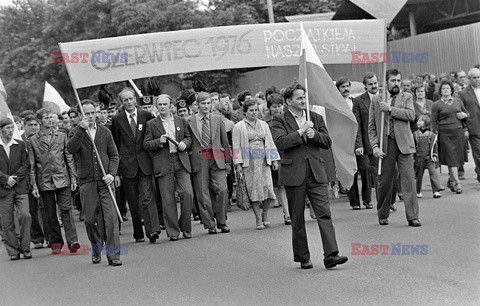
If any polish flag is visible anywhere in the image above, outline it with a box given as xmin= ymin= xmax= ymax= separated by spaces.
xmin=43 ymin=81 xmax=70 ymax=114
xmin=299 ymin=23 xmax=358 ymax=188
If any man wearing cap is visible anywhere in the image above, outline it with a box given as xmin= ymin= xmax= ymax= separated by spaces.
xmin=111 ymin=87 xmax=161 ymax=243
xmin=176 ymin=100 xmax=190 ymax=118
xmin=0 ymin=118 xmax=32 ymax=260
xmin=144 ymin=94 xmax=193 ymax=240
xmin=139 ymin=96 xmax=156 ymax=116
xmin=187 ymin=92 xmax=231 ymax=234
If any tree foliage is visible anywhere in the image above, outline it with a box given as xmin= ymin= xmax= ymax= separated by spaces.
xmin=0 ymin=0 xmax=340 ymax=114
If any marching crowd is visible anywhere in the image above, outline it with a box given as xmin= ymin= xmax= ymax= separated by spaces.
xmin=1 ymin=66 xmax=479 ymax=269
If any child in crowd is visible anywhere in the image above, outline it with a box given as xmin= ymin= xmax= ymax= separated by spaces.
xmin=413 ymin=115 xmax=442 ymax=199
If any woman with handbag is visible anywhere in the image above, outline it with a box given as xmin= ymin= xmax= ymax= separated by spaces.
xmin=233 ymin=99 xmax=279 ymax=230
xmin=431 ymin=80 xmax=469 ymax=194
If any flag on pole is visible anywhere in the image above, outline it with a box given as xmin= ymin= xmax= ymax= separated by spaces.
xmin=43 ymin=81 xmax=70 ymax=114
xmin=299 ymin=23 xmax=358 ymax=188
xmin=0 ymin=78 xmax=22 ymax=140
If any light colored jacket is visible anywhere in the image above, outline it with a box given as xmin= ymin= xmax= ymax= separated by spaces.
xmin=232 ymin=119 xmax=279 ymax=168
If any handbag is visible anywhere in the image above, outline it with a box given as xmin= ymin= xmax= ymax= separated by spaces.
xmin=235 ymin=172 xmax=251 ymax=211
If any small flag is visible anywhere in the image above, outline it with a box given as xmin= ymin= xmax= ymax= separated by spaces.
xmin=0 ymin=78 xmax=22 ymax=140
xmin=299 ymin=23 xmax=358 ymax=188
xmin=43 ymin=81 xmax=70 ymax=114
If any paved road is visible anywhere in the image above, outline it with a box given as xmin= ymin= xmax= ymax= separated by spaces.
xmin=1 ymin=162 xmax=479 ymax=305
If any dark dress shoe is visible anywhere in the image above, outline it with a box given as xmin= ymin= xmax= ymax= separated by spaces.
xmin=324 ymin=255 xmax=348 ymax=269
xmin=23 ymin=251 xmax=32 ymax=259
xmin=149 ymin=232 xmax=159 ymax=243
xmin=108 ymin=259 xmax=122 ymax=266
xmin=364 ymin=202 xmax=373 ymax=209
xmin=135 ymin=238 xmax=145 ymax=243
xmin=300 ymin=260 xmax=313 ymax=269
xmin=408 ymin=219 xmax=422 ymax=227
xmin=183 ymin=232 xmax=192 ymax=239
xmin=92 ymin=255 xmax=101 ymax=264
xmin=70 ymin=242 xmax=80 ymax=253
xmin=390 ymin=204 xmax=397 ymax=211
xmin=219 ymin=225 xmax=230 ymax=233
xmin=208 ymin=228 xmax=217 ymax=234
xmin=379 ymin=218 xmax=389 ymax=225
xmin=284 ymin=216 xmax=292 ymax=225
xmin=169 ymin=236 xmax=179 ymax=241
xmin=352 ymin=205 xmax=360 ymax=210
xmin=10 ymin=254 xmax=20 ymax=261
xmin=193 ymin=214 xmax=201 ymax=221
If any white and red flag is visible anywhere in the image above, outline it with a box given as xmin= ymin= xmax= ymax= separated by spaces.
xmin=299 ymin=23 xmax=358 ymax=188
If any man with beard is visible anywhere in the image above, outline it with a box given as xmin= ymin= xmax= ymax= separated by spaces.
xmin=368 ymin=69 xmax=421 ymax=227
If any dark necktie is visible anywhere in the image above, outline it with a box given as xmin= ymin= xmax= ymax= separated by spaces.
xmin=201 ymin=116 xmax=211 ymax=147
xmin=389 ymin=95 xmax=396 ymax=139
xmin=130 ymin=113 xmax=136 ymax=137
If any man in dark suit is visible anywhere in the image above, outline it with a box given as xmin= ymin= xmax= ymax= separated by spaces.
xmin=368 ymin=69 xmax=421 ymax=227
xmin=351 ymin=72 xmax=379 ymax=210
xmin=187 ymin=92 xmax=231 ymax=234
xmin=271 ymin=83 xmax=348 ymax=270
xmin=458 ymin=67 xmax=480 ymax=183
xmin=0 ymin=118 xmax=32 ymax=260
xmin=67 ymin=100 xmax=122 ymax=266
xmin=144 ymin=94 xmax=193 ymax=241
xmin=111 ymin=87 xmax=160 ymax=243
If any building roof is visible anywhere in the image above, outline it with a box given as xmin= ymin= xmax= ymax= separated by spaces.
xmin=332 ymin=0 xmax=408 ymax=25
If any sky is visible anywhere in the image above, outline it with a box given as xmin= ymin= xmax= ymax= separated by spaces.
xmin=0 ymin=0 xmax=13 ymax=7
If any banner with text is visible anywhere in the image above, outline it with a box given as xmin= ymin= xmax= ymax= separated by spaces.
xmin=59 ymin=20 xmax=385 ymax=88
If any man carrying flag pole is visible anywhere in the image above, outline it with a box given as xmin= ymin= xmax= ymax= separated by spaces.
xmin=270 ymin=24 xmax=349 ymax=270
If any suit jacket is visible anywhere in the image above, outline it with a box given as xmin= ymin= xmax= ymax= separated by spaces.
xmin=187 ymin=113 xmax=230 ymax=173
xmin=67 ymin=125 xmax=119 ymax=184
xmin=28 ymin=129 xmax=76 ymax=192
xmin=458 ymin=85 xmax=480 ymax=136
xmin=271 ymin=110 xmax=331 ymax=186
xmin=368 ymin=91 xmax=416 ymax=155
xmin=0 ymin=140 xmax=29 ymax=197
xmin=352 ymin=91 xmax=374 ymax=156
xmin=111 ymin=109 xmax=154 ymax=178
xmin=143 ymin=115 xmax=192 ymax=177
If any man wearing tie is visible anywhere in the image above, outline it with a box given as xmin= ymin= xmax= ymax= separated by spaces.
xmin=111 ymin=88 xmax=161 ymax=243
xmin=368 ymin=69 xmax=421 ymax=227
xmin=351 ymin=73 xmax=379 ymax=209
xmin=187 ymin=92 xmax=231 ymax=234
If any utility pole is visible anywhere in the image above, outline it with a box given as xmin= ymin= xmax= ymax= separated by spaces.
xmin=267 ymin=0 xmax=274 ymax=23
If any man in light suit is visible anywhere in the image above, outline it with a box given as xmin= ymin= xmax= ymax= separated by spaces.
xmin=187 ymin=92 xmax=231 ymax=234
xmin=458 ymin=67 xmax=480 ymax=183
xmin=111 ymin=87 xmax=161 ymax=243
xmin=351 ymin=73 xmax=379 ymax=209
xmin=144 ymin=94 xmax=193 ymax=241
xmin=368 ymin=69 xmax=421 ymax=227
xmin=271 ymin=83 xmax=348 ymax=270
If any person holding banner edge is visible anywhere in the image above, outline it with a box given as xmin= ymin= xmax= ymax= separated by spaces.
xmin=67 ymin=100 xmax=122 ymax=266
xmin=368 ymin=69 xmax=421 ymax=227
